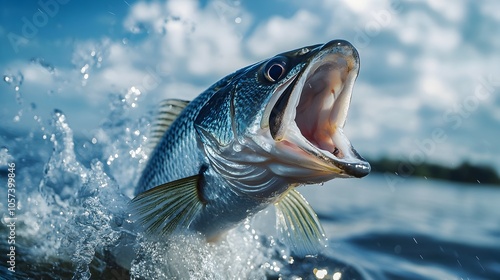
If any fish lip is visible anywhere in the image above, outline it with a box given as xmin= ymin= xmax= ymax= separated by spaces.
xmin=345 ymin=149 xmax=371 ymax=177
xmin=335 ymin=159 xmax=371 ymax=178
xmin=317 ymin=145 xmax=371 ymax=178
xmin=265 ymin=40 xmax=370 ymax=179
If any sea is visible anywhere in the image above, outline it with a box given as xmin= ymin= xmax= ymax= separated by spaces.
xmin=0 ymin=87 xmax=499 ymax=280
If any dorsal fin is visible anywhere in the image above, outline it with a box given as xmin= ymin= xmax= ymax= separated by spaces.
xmin=146 ymin=99 xmax=190 ymax=156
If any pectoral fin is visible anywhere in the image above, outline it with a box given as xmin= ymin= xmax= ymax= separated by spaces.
xmin=275 ymin=189 xmax=327 ymax=256
xmin=129 ymin=174 xmax=203 ymax=237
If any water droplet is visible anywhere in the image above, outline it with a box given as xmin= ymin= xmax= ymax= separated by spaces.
xmin=130 ymin=23 xmax=147 ymax=34
xmin=81 ymin=64 xmax=89 ymax=74
xmin=123 ymin=86 xmax=142 ymax=108
xmin=233 ymin=143 xmax=242 ymax=152
xmin=299 ymin=48 xmax=311 ymax=56
xmin=313 ymin=268 xmax=328 ymax=279
xmin=30 ymin=57 xmax=56 ymax=73
xmin=394 ymin=245 xmax=402 ymax=254
xmin=53 ymin=109 xmax=64 ymax=118
xmin=3 ymin=72 xmax=24 ymax=100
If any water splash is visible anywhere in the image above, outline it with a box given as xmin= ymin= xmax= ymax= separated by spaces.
xmin=3 ymin=71 xmax=24 ymax=92
xmin=72 ymin=40 xmax=108 ymax=86
xmin=94 ymin=90 xmax=150 ymax=192
xmin=35 ymin=109 xmax=128 ymax=279
xmin=67 ymin=160 xmax=127 ymax=280
xmin=130 ymin=223 xmax=282 ymax=279
xmin=39 ymin=110 xmax=85 ymax=206
xmin=3 ymin=71 xmax=24 ymax=104
xmin=0 ymin=146 xmax=13 ymax=168
xmin=124 ymin=86 xmax=142 ymax=108
xmin=30 ymin=57 xmax=56 ymax=74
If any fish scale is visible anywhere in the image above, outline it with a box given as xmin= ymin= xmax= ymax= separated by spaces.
xmin=135 ymin=83 xmax=222 ymax=194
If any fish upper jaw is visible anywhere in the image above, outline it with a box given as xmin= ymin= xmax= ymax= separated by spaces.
xmin=261 ymin=40 xmax=370 ymax=182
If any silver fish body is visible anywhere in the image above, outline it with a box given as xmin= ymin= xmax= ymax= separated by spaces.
xmin=131 ymin=40 xmax=370 ymax=254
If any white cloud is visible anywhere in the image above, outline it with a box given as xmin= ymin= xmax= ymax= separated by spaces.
xmin=392 ymin=11 xmax=461 ymax=52
xmin=66 ymin=39 xmax=154 ymax=105
xmin=124 ymin=0 xmax=251 ymax=77
xmin=413 ymin=55 xmax=460 ymax=108
xmin=123 ymin=1 xmax=163 ymax=33
xmin=246 ymin=10 xmax=320 ymax=57
xmin=345 ymin=82 xmax=422 ymax=140
xmin=166 ymin=0 xmax=198 ymax=19
xmin=424 ymin=1 xmax=465 ymax=23
xmin=386 ymin=50 xmax=406 ymax=67
xmin=336 ymin=0 xmax=393 ymax=14
xmin=418 ymin=74 xmax=456 ymax=106
xmin=181 ymin=6 xmax=250 ymax=75
xmin=159 ymin=82 xmax=206 ymax=101
xmin=2 ymin=0 xmax=500 ymax=172
xmin=480 ymin=0 xmax=500 ymax=22
xmin=21 ymin=64 xmax=56 ymax=87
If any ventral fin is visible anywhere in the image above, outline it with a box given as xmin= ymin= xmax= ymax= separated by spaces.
xmin=275 ymin=189 xmax=327 ymax=256
xmin=129 ymin=174 xmax=203 ymax=237
xmin=147 ymin=99 xmax=190 ymax=156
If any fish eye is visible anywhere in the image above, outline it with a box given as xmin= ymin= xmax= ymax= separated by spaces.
xmin=263 ymin=56 xmax=288 ymax=83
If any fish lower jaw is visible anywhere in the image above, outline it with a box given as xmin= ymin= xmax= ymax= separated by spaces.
xmin=273 ymin=124 xmax=370 ymax=181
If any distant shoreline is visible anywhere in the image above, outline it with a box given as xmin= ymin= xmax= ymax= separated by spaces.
xmin=367 ymin=157 xmax=500 ymax=186
xmin=2 ymin=127 xmax=498 ymax=186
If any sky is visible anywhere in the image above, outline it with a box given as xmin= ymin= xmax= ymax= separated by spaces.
xmin=1 ymin=0 xmax=500 ymax=173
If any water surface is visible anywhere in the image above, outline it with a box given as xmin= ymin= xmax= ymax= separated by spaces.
xmin=1 ymin=109 xmax=499 ymax=279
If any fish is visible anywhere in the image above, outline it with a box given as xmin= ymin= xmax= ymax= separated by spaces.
xmin=129 ymin=39 xmax=370 ymax=255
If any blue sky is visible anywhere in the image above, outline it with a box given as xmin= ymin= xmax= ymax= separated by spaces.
xmin=1 ymin=0 xmax=500 ymax=172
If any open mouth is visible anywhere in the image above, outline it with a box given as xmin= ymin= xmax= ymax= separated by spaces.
xmin=264 ymin=41 xmax=370 ymax=178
